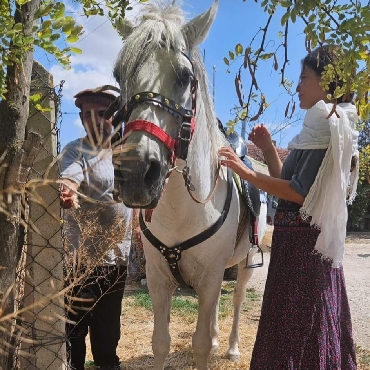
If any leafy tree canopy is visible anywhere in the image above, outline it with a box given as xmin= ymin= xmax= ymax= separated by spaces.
xmin=358 ymin=118 xmax=370 ymax=182
xmin=223 ymin=0 xmax=370 ymax=178
xmin=0 ymin=0 xmax=148 ymax=99
xmin=224 ymin=1 xmax=370 ymax=126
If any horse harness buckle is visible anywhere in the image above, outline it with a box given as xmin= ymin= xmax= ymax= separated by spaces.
xmin=159 ymin=245 xmax=182 ymax=269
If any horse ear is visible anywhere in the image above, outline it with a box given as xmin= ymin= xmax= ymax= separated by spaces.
xmin=115 ymin=17 xmax=135 ymax=39
xmin=182 ymin=0 xmax=218 ymax=48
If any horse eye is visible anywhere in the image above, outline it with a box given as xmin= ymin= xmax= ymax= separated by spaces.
xmin=178 ymin=68 xmax=191 ymax=87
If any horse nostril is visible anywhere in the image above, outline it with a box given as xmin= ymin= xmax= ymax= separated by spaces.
xmin=144 ymin=160 xmax=161 ymax=186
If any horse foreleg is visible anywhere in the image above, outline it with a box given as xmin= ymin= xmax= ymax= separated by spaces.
xmin=148 ymin=279 xmax=175 ymax=370
xmin=210 ymin=292 xmax=220 ymax=353
xmin=227 ymin=258 xmax=254 ymax=362
xmin=193 ymin=282 xmax=223 ymax=370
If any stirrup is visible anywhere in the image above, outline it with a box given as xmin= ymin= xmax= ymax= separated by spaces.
xmin=246 ymin=244 xmax=264 ymax=269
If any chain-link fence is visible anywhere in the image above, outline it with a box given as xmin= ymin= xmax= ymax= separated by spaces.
xmin=13 ymin=61 xmax=66 ymax=370
xmin=0 ymin=61 xmax=68 ymax=370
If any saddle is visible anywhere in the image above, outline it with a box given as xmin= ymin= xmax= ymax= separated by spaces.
xmin=227 ymin=131 xmax=261 ymax=217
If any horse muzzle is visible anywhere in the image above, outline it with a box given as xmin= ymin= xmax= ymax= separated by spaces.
xmin=114 ymin=152 xmax=168 ymax=208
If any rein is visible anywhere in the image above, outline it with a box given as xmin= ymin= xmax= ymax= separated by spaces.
xmin=172 ymin=164 xmax=222 ymax=205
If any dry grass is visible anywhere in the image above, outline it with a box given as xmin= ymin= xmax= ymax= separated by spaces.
xmin=104 ymin=230 xmax=275 ymax=369
xmin=86 ymin=281 xmax=261 ymax=369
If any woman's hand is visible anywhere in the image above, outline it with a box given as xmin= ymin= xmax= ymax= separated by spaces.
xmin=219 ymin=146 xmax=253 ymax=179
xmin=248 ymin=124 xmax=274 ymax=153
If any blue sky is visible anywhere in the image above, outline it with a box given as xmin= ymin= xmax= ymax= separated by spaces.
xmin=39 ymin=0 xmax=310 ymax=150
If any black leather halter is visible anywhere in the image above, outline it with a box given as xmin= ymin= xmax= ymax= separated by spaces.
xmin=109 ymin=51 xmax=198 ymax=162
xmin=139 ymin=168 xmax=233 ymax=288
xmin=113 ymin=91 xmax=194 ymax=128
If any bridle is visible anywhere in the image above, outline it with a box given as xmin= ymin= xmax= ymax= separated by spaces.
xmin=107 ymin=50 xmax=223 ymax=204
xmin=109 ymin=51 xmax=198 ymax=165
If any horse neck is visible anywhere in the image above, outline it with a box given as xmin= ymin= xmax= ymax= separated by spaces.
xmin=156 ymin=93 xmax=215 ymax=199
xmin=182 ymin=94 xmax=217 ymax=197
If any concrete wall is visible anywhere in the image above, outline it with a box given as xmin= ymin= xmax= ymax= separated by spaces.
xmin=20 ymin=61 xmax=66 ymax=370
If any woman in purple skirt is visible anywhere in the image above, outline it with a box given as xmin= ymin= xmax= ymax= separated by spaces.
xmin=219 ymin=45 xmax=359 ymax=369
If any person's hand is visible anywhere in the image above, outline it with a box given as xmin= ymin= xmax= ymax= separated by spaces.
xmin=60 ymin=181 xmax=79 ymax=209
xmin=218 ymin=146 xmax=253 ymax=178
xmin=248 ymin=124 xmax=274 ymax=153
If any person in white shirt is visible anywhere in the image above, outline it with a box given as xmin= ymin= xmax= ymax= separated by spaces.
xmin=59 ymin=88 xmax=132 ymax=370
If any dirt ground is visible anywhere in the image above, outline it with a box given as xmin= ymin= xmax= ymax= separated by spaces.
xmin=86 ymin=229 xmax=370 ymax=369
xmin=342 ymin=232 xmax=370 ymax=350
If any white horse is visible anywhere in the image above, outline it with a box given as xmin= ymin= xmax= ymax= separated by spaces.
xmin=112 ymin=1 xmax=266 ymax=369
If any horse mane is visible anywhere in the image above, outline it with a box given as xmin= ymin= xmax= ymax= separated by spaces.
xmin=113 ymin=2 xmax=186 ymax=98
xmin=114 ymin=1 xmax=227 ymax=168
xmin=186 ymin=48 xmax=228 ymax=171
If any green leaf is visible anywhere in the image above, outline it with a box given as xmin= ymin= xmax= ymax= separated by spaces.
xmin=280 ymin=1 xmax=292 ymax=7
xmin=229 ymin=51 xmax=235 ymax=60
xmin=41 ymin=20 xmax=53 ymax=29
xmin=52 ymin=18 xmax=66 ymax=30
xmin=61 ymin=17 xmax=76 ymax=33
xmin=39 ymin=29 xmax=52 ymax=39
xmin=223 ymin=57 xmax=230 ymax=66
xmin=66 ymin=34 xmax=78 ymax=43
xmin=50 ymin=34 xmax=61 ymax=42
xmin=29 ymin=93 xmax=43 ymax=102
xmin=23 ymin=36 xmax=34 ymax=44
xmin=70 ymin=47 xmax=82 ymax=54
xmin=291 ymin=8 xmax=297 ymax=23
xmin=281 ymin=11 xmax=290 ymax=26
xmin=259 ymin=52 xmax=274 ymax=60
xmin=43 ymin=43 xmax=58 ymax=53
xmin=5 ymin=30 xmax=15 ymax=38
xmin=34 ymin=3 xmax=54 ymax=18
xmin=70 ymin=25 xmax=83 ymax=36
xmin=13 ymin=23 xmax=23 ymax=31
xmin=235 ymin=43 xmax=243 ymax=56
xmin=84 ymin=9 xmax=100 ymax=16
xmin=52 ymin=2 xmax=66 ymax=19
xmin=304 ymin=23 xmax=315 ymax=33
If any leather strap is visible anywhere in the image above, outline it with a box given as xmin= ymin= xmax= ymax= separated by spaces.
xmin=139 ymin=168 xmax=233 ymax=288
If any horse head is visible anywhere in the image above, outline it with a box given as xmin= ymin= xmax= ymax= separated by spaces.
xmin=112 ymin=1 xmax=219 ymax=208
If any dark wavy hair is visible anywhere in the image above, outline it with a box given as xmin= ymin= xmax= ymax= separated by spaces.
xmin=302 ymin=45 xmax=353 ymax=103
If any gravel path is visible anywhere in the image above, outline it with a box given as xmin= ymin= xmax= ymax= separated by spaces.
xmin=248 ymin=231 xmax=370 ymax=351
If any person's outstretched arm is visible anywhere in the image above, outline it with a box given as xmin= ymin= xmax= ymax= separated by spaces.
xmin=219 ymin=146 xmax=304 ymax=205
xmin=249 ymin=124 xmax=282 ymax=178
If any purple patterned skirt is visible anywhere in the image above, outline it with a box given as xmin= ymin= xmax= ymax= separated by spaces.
xmin=249 ymin=200 xmax=357 ymax=370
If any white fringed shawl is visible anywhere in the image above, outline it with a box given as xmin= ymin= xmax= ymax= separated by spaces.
xmin=288 ymin=100 xmax=359 ymax=267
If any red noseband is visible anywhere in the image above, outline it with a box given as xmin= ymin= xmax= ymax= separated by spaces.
xmin=123 ymin=120 xmax=177 ymax=152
